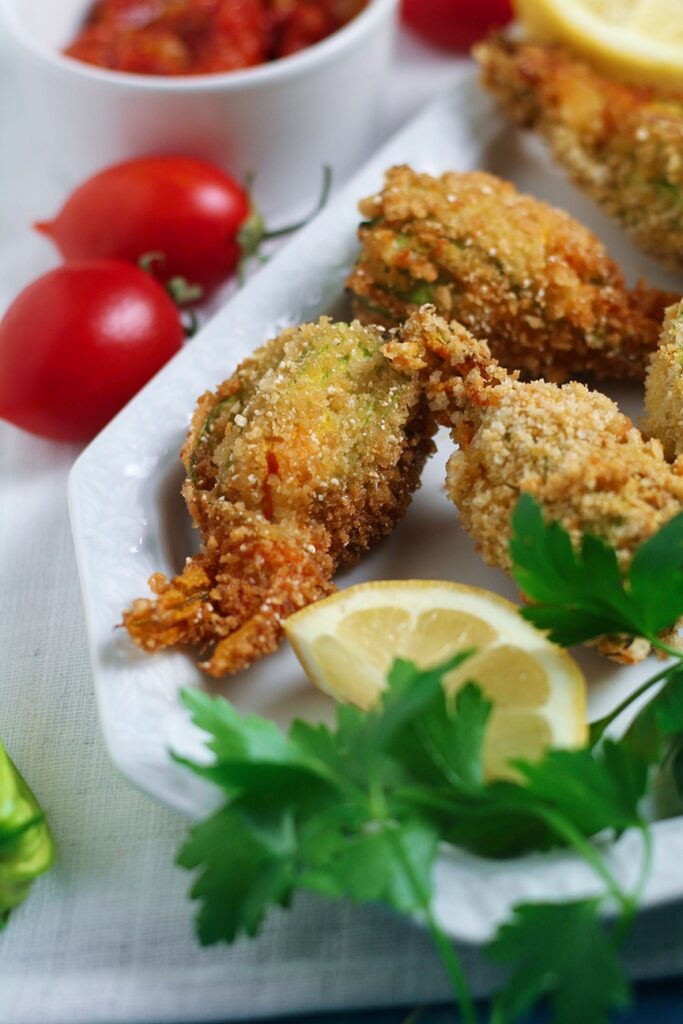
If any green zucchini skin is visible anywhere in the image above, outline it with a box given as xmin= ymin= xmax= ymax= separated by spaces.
xmin=0 ymin=744 xmax=54 ymax=928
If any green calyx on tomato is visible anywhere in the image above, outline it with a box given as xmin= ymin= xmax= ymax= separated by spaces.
xmin=9 ymin=158 xmax=334 ymax=444
xmin=34 ymin=157 xmax=252 ymax=295
xmin=236 ymin=164 xmax=333 ymax=282
xmin=138 ymin=251 xmax=205 ymax=313
xmin=35 ymin=157 xmax=332 ymax=297
xmin=137 ymin=254 xmax=205 ymax=338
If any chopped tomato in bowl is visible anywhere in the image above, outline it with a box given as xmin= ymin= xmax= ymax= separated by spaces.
xmin=64 ymin=0 xmax=368 ymax=75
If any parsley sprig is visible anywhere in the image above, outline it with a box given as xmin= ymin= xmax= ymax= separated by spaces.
xmin=510 ymin=493 xmax=683 ymax=654
xmin=174 ymin=496 xmax=683 ymax=1023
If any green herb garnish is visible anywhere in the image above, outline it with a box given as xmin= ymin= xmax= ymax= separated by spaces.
xmin=510 ymin=492 xmax=683 ymax=650
xmin=175 ymin=495 xmax=683 ymax=1023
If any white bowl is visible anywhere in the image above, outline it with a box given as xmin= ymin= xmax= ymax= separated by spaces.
xmin=1 ymin=0 xmax=397 ymax=215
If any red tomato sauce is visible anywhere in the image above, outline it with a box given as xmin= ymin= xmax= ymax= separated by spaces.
xmin=64 ymin=0 xmax=368 ymax=75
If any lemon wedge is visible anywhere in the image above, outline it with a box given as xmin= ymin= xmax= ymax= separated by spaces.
xmin=284 ymin=580 xmax=587 ymax=780
xmin=515 ymin=0 xmax=683 ymax=89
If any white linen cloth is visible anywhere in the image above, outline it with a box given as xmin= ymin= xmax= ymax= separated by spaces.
xmin=1 ymin=17 xmax=683 ymax=1024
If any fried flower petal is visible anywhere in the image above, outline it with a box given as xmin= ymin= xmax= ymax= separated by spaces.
xmin=123 ymin=317 xmax=435 ymax=675
xmin=348 ymin=165 xmax=675 ymax=384
xmin=384 ymin=307 xmax=683 ymax=662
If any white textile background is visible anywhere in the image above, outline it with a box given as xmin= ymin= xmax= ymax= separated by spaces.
xmin=1 ymin=15 xmax=683 ymax=1024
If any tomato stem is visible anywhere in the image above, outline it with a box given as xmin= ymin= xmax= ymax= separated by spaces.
xmin=182 ymin=310 xmax=200 ymax=339
xmin=237 ymin=165 xmax=333 ymax=284
xmin=262 ymin=165 xmax=333 ymax=240
xmin=139 ymin=253 xmax=204 ymax=312
xmin=138 ymin=253 xmax=203 ymax=337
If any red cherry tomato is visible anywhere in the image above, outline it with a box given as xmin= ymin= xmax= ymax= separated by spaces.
xmin=401 ymin=0 xmax=512 ymax=51
xmin=35 ymin=157 xmax=251 ymax=294
xmin=0 ymin=261 xmax=184 ymax=443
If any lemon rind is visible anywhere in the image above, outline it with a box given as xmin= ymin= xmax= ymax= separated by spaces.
xmin=515 ymin=0 xmax=683 ymax=89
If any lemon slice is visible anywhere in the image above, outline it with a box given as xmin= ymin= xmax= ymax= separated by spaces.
xmin=285 ymin=580 xmax=587 ymax=780
xmin=515 ymin=0 xmax=683 ymax=89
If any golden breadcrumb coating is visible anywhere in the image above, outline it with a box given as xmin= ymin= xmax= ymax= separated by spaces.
xmin=643 ymin=301 xmax=683 ymax=461
xmin=384 ymin=307 xmax=683 ymax=663
xmin=347 ymin=166 xmax=674 ymax=385
xmin=476 ymin=35 xmax=683 ymax=272
xmin=123 ymin=318 xmax=435 ymax=676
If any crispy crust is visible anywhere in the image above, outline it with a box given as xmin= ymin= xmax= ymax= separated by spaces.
xmin=347 ymin=165 xmax=674 ymax=384
xmin=643 ymin=300 xmax=683 ymax=461
xmin=384 ymin=307 xmax=683 ymax=662
xmin=476 ymin=35 xmax=683 ymax=272
xmin=123 ymin=318 xmax=436 ymax=676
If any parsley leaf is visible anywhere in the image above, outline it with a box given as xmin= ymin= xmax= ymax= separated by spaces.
xmin=174 ymin=688 xmax=338 ymax=802
xmin=175 ymin=653 xmax=477 ymax=952
xmin=628 ymin=515 xmax=683 ymax=636
xmin=177 ymin=802 xmax=297 ymax=944
xmin=390 ymin=681 xmax=492 ymax=793
xmin=414 ymin=682 xmax=492 ymax=791
xmin=671 ymin=741 xmax=683 ymax=802
xmin=608 ymin=663 xmax=683 ymax=813
xmin=358 ymin=654 xmax=475 ymax=763
xmin=302 ymin=819 xmax=438 ymax=913
xmin=509 ymin=493 xmax=683 ymax=646
xmin=509 ymin=494 xmax=636 ymax=644
xmin=515 ymin=740 xmax=648 ymax=837
xmin=489 ymin=900 xmax=630 ymax=1024
xmin=398 ymin=733 xmax=650 ymax=863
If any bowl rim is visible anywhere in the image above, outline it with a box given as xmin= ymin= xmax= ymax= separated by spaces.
xmin=0 ymin=0 xmax=397 ymax=91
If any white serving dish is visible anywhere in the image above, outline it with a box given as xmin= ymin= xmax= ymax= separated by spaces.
xmin=1 ymin=0 xmax=396 ymax=216
xmin=69 ymin=72 xmax=683 ymax=944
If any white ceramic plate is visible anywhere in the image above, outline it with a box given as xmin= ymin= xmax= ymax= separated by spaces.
xmin=69 ymin=72 xmax=683 ymax=944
